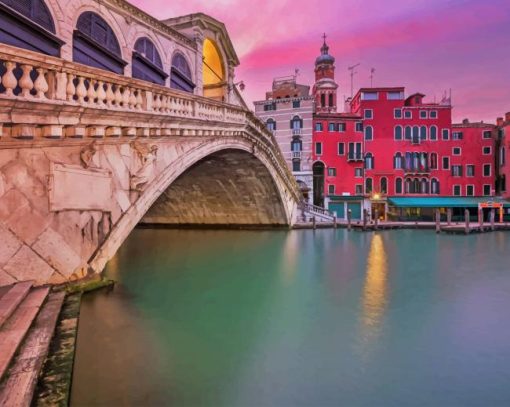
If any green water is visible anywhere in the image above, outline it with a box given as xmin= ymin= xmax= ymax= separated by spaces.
xmin=71 ymin=228 xmax=510 ymax=406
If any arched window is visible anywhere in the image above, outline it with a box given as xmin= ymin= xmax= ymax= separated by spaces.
xmin=430 ymin=126 xmax=437 ymax=140
xmin=395 ymin=178 xmax=403 ymax=194
xmin=365 ymin=125 xmax=373 ymax=141
xmin=404 ymin=178 xmax=411 ymax=193
xmin=365 ymin=153 xmax=374 ymax=170
xmin=291 ymin=137 xmax=302 ymax=152
xmin=413 ymin=178 xmax=420 ymax=194
xmin=290 ymin=115 xmax=303 ymax=130
xmin=430 ymin=153 xmax=438 ymax=169
xmin=380 ymin=177 xmax=388 ymax=194
xmin=405 ymin=152 xmax=411 ymax=170
xmin=171 ymin=53 xmax=195 ymax=93
xmin=365 ymin=177 xmax=373 ymax=194
xmin=419 ymin=152 xmax=428 ymax=172
xmin=412 ymin=126 xmax=419 ymax=143
xmin=394 ymin=152 xmax=403 ymax=169
xmin=394 ymin=125 xmax=402 ymax=140
xmin=73 ymin=12 xmax=126 ymax=74
xmin=0 ymin=0 xmax=62 ymax=56
xmin=412 ymin=152 xmax=419 ymax=171
xmin=132 ymin=37 xmax=166 ymax=85
xmin=421 ymin=178 xmax=429 ymax=194
xmin=405 ymin=126 xmax=412 ymax=140
xmin=431 ymin=178 xmax=440 ymax=195
xmin=320 ymin=94 xmax=325 ymax=108
xmin=266 ymin=118 xmax=276 ymax=131
xmin=328 ymin=93 xmax=333 ymax=107
xmin=420 ymin=125 xmax=427 ymax=140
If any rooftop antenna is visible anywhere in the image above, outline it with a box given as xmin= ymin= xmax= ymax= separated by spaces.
xmin=348 ymin=63 xmax=360 ymax=98
xmin=370 ymin=67 xmax=375 ymax=88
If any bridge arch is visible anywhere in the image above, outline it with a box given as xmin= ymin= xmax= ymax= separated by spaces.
xmin=89 ymin=138 xmax=295 ymax=274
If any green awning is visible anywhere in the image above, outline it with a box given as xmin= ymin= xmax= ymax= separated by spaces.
xmin=328 ymin=195 xmax=364 ymax=201
xmin=388 ymin=197 xmax=510 ymax=208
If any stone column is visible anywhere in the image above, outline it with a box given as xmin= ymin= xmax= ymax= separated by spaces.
xmin=193 ymin=27 xmax=205 ymax=97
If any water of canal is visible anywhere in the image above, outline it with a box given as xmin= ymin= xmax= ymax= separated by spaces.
xmin=71 ymin=228 xmax=510 ymax=406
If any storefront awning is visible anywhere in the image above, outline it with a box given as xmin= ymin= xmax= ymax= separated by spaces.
xmin=388 ymin=197 xmax=510 ymax=208
xmin=328 ymin=195 xmax=364 ymax=201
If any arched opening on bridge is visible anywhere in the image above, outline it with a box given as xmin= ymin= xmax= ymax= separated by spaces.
xmin=313 ymin=162 xmax=325 ymax=207
xmin=170 ymin=52 xmax=195 ymax=93
xmin=141 ymin=149 xmax=288 ymax=226
xmin=202 ymin=38 xmax=225 ymax=101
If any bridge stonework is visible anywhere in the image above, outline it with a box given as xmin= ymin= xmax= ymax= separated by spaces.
xmin=0 ymin=41 xmax=300 ymax=285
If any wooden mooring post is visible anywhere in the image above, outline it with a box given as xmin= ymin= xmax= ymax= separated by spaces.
xmin=374 ymin=209 xmax=379 ymax=230
xmin=347 ymin=209 xmax=352 ymax=231
xmin=333 ymin=215 xmax=337 ymax=229
xmin=435 ymin=209 xmax=441 ymax=233
xmin=312 ymin=216 xmax=316 ymax=230
xmin=447 ymin=208 xmax=452 ymax=226
xmin=464 ymin=209 xmax=470 ymax=234
xmin=478 ymin=208 xmax=484 ymax=232
xmin=363 ymin=209 xmax=368 ymax=231
xmin=490 ymin=208 xmax=495 ymax=231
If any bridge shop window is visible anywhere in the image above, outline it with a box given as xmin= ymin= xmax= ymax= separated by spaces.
xmin=0 ymin=0 xmax=63 ymax=56
xmin=132 ymin=37 xmax=167 ymax=86
xmin=73 ymin=12 xmax=126 ymax=74
xmin=171 ymin=53 xmax=195 ymax=93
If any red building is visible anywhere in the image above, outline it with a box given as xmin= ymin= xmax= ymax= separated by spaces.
xmin=496 ymin=113 xmax=510 ymax=199
xmin=311 ymin=39 xmax=506 ymax=221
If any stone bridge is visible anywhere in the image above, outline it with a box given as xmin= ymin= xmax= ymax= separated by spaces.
xmin=0 ymin=40 xmax=301 ymax=285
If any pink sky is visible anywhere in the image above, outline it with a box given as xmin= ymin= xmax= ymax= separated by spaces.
xmin=133 ymin=0 xmax=510 ymax=123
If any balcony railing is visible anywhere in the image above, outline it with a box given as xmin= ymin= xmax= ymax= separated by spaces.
xmin=347 ymin=152 xmax=363 ymax=161
xmin=404 ymin=167 xmax=430 ymax=175
xmin=292 ymin=151 xmax=302 ymax=159
xmin=292 ymin=128 xmax=302 ymax=136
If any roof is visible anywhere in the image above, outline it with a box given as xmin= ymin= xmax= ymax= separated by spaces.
xmin=452 ymin=122 xmax=496 ymax=129
xmin=314 ymin=112 xmax=362 ymax=120
xmin=388 ymin=197 xmax=510 ymax=208
xmin=358 ymin=87 xmax=405 ymax=93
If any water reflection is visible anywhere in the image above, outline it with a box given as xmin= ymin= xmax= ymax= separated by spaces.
xmin=359 ymin=233 xmax=389 ymax=344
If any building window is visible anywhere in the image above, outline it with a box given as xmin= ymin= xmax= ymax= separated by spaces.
xmin=338 ymin=123 xmax=346 ymax=132
xmin=328 ymin=94 xmax=334 ymax=107
xmin=380 ymin=177 xmax=388 ymax=194
xmin=74 ymin=12 xmax=126 ymax=74
xmin=483 ymin=146 xmax=492 ymax=155
xmin=430 ymin=153 xmax=438 ymax=169
xmin=394 ymin=125 xmax=403 ymax=140
xmin=420 ymin=126 xmax=427 ymax=140
xmin=364 ymin=126 xmax=373 ymax=141
xmin=328 ymin=122 xmax=337 ymax=132
xmin=453 ymin=185 xmax=461 ymax=196
xmin=500 ymin=147 xmax=506 ymax=166
xmin=483 ymin=164 xmax=491 ymax=177
xmin=338 ymin=142 xmax=345 ymax=155
xmin=394 ymin=152 xmax=403 ymax=169
xmin=315 ymin=142 xmax=323 ymax=155
xmin=132 ymin=37 xmax=167 ymax=86
xmin=466 ymin=185 xmax=474 ymax=196
xmin=170 ymin=52 xmax=195 ymax=91
xmin=404 ymin=126 xmax=412 ymax=140
xmin=412 ymin=126 xmax=420 ymax=144
xmin=328 ymin=168 xmax=337 ymax=177
xmin=420 ymin=110 xmax=427 ymax=119
xmin=315 ymin=122 xmax=323 ymax=131
xmin=442 ymin=129 xmax=450 ymax=140
xmin=328 ymin=184 xmax=335 ymax=195
xmin=355 ymin=168 xmax=363 ymax=177
xmin=394 ymin=109 xmax=402 ymax=119
xmin=430 ymin=111 xmax=438 ymax=119
xmin=292 ymin=100 xmax=300 ymax=108
xmin=355 ymin=184 xmax=363 ymax=195
xmin=321 ymin=94 xmax=326 ymax=108
xmin=451 ymin=165 xmax=462 ymax=177
xmin=292 ymin=160 xmax=300 ymax=172
xmin=365 ymin=153 xmax=374 ymax=169
xmin=365 ymin=178 xmax=373 ymax=194
xmin=388 ymin=91 xmax=404 ymax=100
xmin=395 ymin=178 xmax=403 ymax=194
xmin=266 ymin=119 xmax=276 ymax=131
xmin=364 ymin=109 xmax=373 ymax=119
xmin=452 ymin=147 xmax=461 ymax=155
xmin=466 ymin=164 xmax=475 ymax=177
xmin=483 ymin=130 xmax=492 ymax=139
xmin=431 ymin=178 xmax=440 ymax=194
xmin=442 ymin=156 xmax=450 ymax=169
xmin=291 ymin=116 xmax=302 ymax=129
xmin=483 ymin=184 xmax=491 ymax=196
xmin=430 ymin=126 xmax=437 ymax=141
xmin=361 ymin=92 xmax=378 ymax=100
xmin=264 ymin=103 xmax=276 ymax=111
xmin=291 ymin=138 xmax=302 ymax=152
xmin=421 ymin=178 xmax=429 ymax=194
xmin=404 ymin=110 xmax=412 ymax=119
xmin=355 ymin=122 xmax=363 ymax=132
xmin=452 ymin=131 xmax=463 ymax=140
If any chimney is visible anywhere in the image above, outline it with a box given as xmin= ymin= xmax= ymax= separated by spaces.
xmin=497 ymin=117 xmax=504 ymax=126
xmin=462 ymin=118 xmax=469 ymax=124
xmin=505 ymin=112 xmax=510 ymax=122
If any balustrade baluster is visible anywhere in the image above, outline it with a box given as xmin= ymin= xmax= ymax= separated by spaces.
xmin=128 ymin=87 xmax=136 ymax=109
xmin=96 ymin=80 xmax=106 ymax=105
xmin=87 ymin=79 xmax=97 ymax=104
xmin=34 ymin=68 xmax=49 ymax=99
xmin=75 ymin=76 xmax=87 ymax=103
xmin=114 ymin=85 xmax=123 ymax=107
xmin=105 ymin=83 xmax=115 ymax=107
xmin=122 ymin=87 xmax=130 ymax=108
xmin=19 ymin=64 xmax=34 ymax=97
xmin=2 ymin=61 xmax=17 ymax=97
xmin=135 ymin=90 xmax=143 ymax=110
xmin=66 ymin=73 xmax=76 ymax=102
xmin=153 ymin=94 xmax=161 ymax=112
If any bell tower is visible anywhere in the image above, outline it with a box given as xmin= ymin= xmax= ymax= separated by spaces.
xmin=313 ymin=34 xmax=338 ymax=113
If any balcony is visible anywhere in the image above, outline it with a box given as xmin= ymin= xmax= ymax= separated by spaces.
xmin=404 ymin=167 xmax=430 ymax=175
xmin=347 ymin=152 xmax=363 ymax=161
xmin=292 ymin=151 xmax=302 ymax=159
xmin=292 ymin=128 xmax=302 ymax=136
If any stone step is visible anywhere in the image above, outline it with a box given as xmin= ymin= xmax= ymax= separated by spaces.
xmin=0 ymin=291 xmax=65 ymax=407
xmin=0 ymin=281 xmax=33 ymax=329
xmin=0 ymin=287 xmax=50 ymax=382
